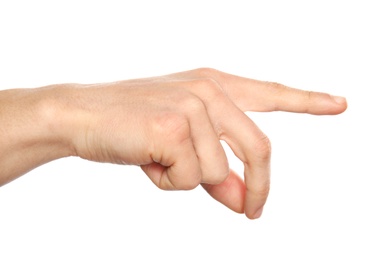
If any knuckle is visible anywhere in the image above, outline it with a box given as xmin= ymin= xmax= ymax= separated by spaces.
xmin=179 ymin=93 xmax=206 ymax=114
xmin=194 ymin=78 xmax=225 ymax=99
xmin=303 ymin=91 xmax=314 ymax=113
xmin=256 ymin=183 xmax=271 ymax=200
xmin=265 ymin=81 xmax=290 ymax=97
xmin=263 ymin=81 xmax=289 ymax=111
xmin=193 ymin=67 xmax=220 ymax=78
xmin=154 ymin=113 xmax=190 ymax=144
xmin=203 ymin=172 xmax=229 ymax=185
xmin=250 ymin=134 xmax=272 ymax=162
xmin=214 ymin=160 xmax=230 ymax=184
xmin=247 ymin=179 xmax=270 ymax=201
xmin=196 ymin=77 xmax=219 ymax=87
xmin=214 ymin=170 xmax=230 ymax=184
xmin=306 ymin=90 xmax=315 ymax=101
xmin=180 ymin=180 xmax=200 ymax=190
xmin=172 ymin=175 xmax=201 ymax=190
xmin=265 ymin=81 xmax=287 ymax=91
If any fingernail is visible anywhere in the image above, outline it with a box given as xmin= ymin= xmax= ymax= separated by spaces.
xmin=253 ymin=207 xmax=263 ymax=219
xmin=331 ymin=95 xmax=346 ymax=105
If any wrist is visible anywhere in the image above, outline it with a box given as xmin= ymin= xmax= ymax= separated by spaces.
xmin=0 ymin=84 xmax=79 ymax=184
xmin=32 ymin=84 xmax=79 ymax=158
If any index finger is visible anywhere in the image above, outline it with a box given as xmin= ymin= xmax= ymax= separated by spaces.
xmin=188 ymin=68 xmax=348 ymax=115
xmin=229 ymin=77 xmax=347 ymax=114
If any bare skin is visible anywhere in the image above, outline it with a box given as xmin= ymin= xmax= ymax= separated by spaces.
xmin=0 ymin=68 xmax=347 ymax=219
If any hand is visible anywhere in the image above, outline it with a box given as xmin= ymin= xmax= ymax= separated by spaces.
xmin=59 ymin=68 xmax=346 ymax=219
xmin=0 ymin=68 xmax=347 ymax=219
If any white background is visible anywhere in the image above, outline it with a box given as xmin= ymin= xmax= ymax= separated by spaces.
xmin=1 ymin=0 xmax=389 ymax=259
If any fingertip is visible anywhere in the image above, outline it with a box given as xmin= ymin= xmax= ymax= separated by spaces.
xmin=331 ymin=95 xmax=346 ymax=105
xmin=330 ymin=95 xmax=348 ymax=114
xmin=245 ymin=203 xmax=266 ymax=219
xmin=253 ymin=207 xmax=264 ymax=219
xmin=308 ymin=93 xmax=348 ymax=115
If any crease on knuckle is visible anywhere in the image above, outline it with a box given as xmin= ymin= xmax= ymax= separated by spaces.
xmin=248 ymin=182 xmax=270 ymax=201
xmin=262 ymin=81 xmax=288 ymax=111
xmin=265 ymin=81 xmax=286 ymax=92
xmin=248 ymin=134 xmax=272 ymax=164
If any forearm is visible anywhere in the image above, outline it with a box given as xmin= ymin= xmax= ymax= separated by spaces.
xmin=0 ymin=86 xmax=75 ymax=186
